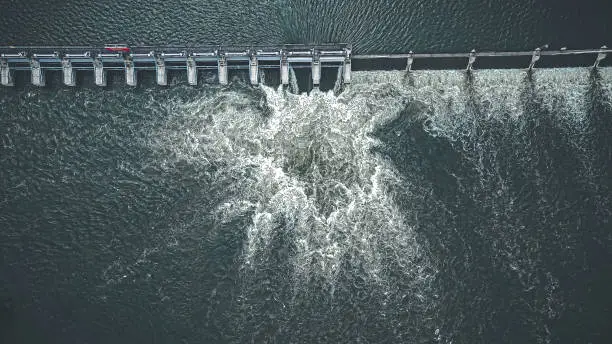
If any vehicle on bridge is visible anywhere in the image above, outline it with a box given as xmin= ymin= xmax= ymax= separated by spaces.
xmin=104 ymin=44 xmax=130 ymax=53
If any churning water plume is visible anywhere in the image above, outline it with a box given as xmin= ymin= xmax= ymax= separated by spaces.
xmin=144 ymin=67 xmax=611 ymax=342
xmin=1 ymin=65 xmax=610 ymax=343
xmin=150 ymin=76 xmax=436 ymax=295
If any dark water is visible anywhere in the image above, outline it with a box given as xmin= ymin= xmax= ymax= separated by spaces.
xmin=1 ymin=1 xmax=612 ymax=344
xmin=1 ymin=0 xmax=610 ymax=52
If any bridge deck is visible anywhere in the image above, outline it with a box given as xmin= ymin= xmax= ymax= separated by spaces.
xmin=0 ymin=44 xmax=608 ymax=87
xmin=353 ymin=48 xmax=611 ymax=59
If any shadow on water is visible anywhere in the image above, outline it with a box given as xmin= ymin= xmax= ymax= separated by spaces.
xmin=586 ymin=68 xmax=612 ymax=189
xmin=371 ymin=92 xmax=483 ymax=343
xmin=511 ymin=68 xmax=612 ymax=344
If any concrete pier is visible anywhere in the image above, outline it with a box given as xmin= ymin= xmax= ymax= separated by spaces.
xmin=343 ymin=48 xmax=352 ymax=84
xmin=529 ymin=48 xmax=542 ymax=70
xmin=594 ymin=45 xmax=607 ymax=67
xmin=94 ymin=59 xmax=106 ymax=86
xmin=156 ymin=56 xmax=167 ymax=86
xmin=30 ymin=59 xmax=45 ymax=87
xmin=280 ymin=51 xmax=289 ymax=86
xmin=62 ymin=58 xmax=76 ymax=86
xmin=1 ymin=58 xmax=13 ymax=86
xmin=406 ymin=51 xmax=414 ymax=72
xmin=311 ymin=52 xmax=321 ymax=87
xmin=249 ymin=53 xmax=258 ymax=85
xmin=125 ymin=59 xmax=136 ymax=86
xmin=218 ymin=53 xmax=228 ymax=85
xmin=187 ymin=57 xmax=197 ymax=86
xmin=467 ymin=49 xmax=476 ymax=71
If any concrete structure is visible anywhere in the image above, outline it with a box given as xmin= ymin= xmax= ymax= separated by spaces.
xmin=1 ymin=58 xmax=13 ymax=86
xmin=62 ymin=58 xmax=75 ymax=86
xmin=30 ymin=58 xmax=44 ymax=86
xmin=0 ymin=44 xmax=609 ymax=87
xmin=187 ymin=56 xmax=197 ymax=86
xmin=94 ymin=58 xmax=106 ymax=86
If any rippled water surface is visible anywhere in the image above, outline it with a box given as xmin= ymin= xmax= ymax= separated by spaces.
xmin=1 ymin=0 xmax=610 ymax=52
xmin=1 ymin=1 xmax=612 ymax=344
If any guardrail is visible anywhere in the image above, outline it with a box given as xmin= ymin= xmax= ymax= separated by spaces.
xmin=354 ymin=46 xmax=609 ymax=71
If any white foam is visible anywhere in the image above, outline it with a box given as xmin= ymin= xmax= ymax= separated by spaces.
xmin=150 ymin=67 xmax=611 ymax=295
xmin=151 ymin=81 xmax=434 ymax=292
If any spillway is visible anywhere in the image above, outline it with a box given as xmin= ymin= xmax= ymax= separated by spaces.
xmin=0 ymin=44 xmax=608 ymax=87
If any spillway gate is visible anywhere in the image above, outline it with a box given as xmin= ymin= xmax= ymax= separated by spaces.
xmin=0 ymin=44 xmax=609 ymax=87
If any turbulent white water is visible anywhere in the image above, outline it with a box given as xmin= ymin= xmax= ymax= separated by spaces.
xmin=409 ymin=68 xmax=611 ymax=138
xmin=149 ymin=67 xmax=611 ymax=323
xmin=3 ymin=65 xmax=610 ymax=343
xmin=151 ymin=77 xmax=434 ymax=292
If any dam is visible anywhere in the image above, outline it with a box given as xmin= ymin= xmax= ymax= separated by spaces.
xmin=0 ymin=44 xmax=609 ymax=87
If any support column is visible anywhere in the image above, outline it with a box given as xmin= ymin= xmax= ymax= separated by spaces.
xmin=342 ymin=59 xmax=351 ymax=84
xmin=94 ymin=58 xmax=106 ymax=86
xmin=218 ymin=53 xmax=228 ymax=85
xmin=125 ymin=58 xmax=137 ymax=86
xmin=187 ymin=57 xmax=197 ymax=86
xmin=529 ymin=48 xmax=541 ymax=70
xmin=30 ymin=58 xmax=45 ymax=87
xmin=249 ymin=53 xmax=258 ymax=86
xmin=280 ymin=50 xmax=289 ymax=86
xmin=1 ymin=59 xmax=13 ymax=86
xmin=343 ymin=48 xmax=351 ymax=84
xmin=406 ymin=51 xmax=414 ymax=72
xmin=467 ymin=49 xmax=476 ymax=71
xmin=312 ymin=51 xmax=321 ymax=87
xmin=62 ymin=58 xmax=76 ymax=86
xmin=156 ymin=55 xmax=167 ymax=86
xmin=594 ymin=45 xmax=607 ymax=68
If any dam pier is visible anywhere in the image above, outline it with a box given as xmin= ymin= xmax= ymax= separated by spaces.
xmin=0 ymin=44 xmax=609 ymax=87
xmin=0 ymin=44 xmax=351 ymax=88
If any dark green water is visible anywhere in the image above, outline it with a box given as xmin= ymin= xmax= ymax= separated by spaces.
xmin=1 ymin=1 xmax=612 ymax=344
xmin=1 ymin=0 xmax=610 ymax=52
